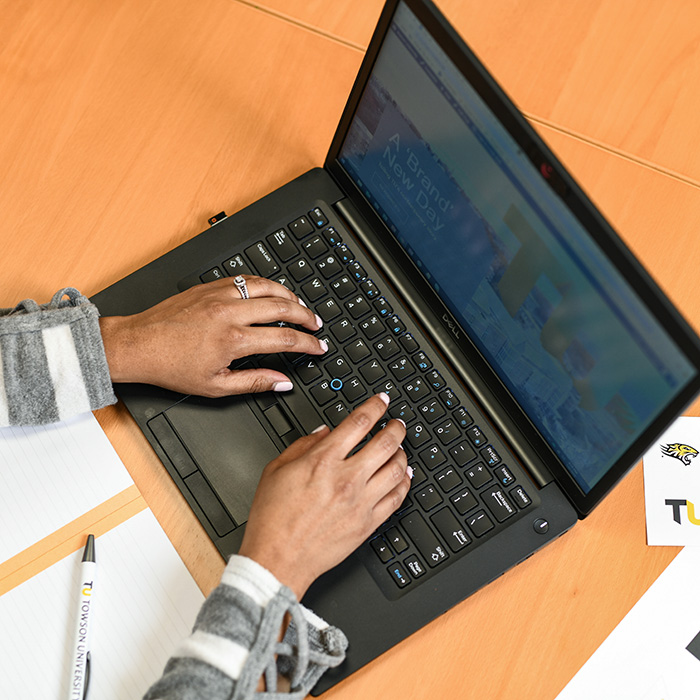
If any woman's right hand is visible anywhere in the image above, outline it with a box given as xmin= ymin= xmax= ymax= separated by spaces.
xmin=238 ymin=393 xmax=410 ymax=600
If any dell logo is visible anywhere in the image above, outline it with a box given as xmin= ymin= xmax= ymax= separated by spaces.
xmin=442 ymin=313 xmax=460 ymax=339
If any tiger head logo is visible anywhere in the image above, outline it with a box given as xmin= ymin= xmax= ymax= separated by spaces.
xmin=660 ymin=442 xmax=699 ymax=466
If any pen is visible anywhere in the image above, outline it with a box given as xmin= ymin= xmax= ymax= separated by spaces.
xmin=67 ymin=534 xmax=96 ymax=700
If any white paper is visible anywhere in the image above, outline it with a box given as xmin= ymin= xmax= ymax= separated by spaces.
xmin=0 ymin=509 xmax=204 ymax=699
xmin=0 ymin=413 xmax=133 ymax=561
xmin=556 ymin=547 xmax=700 ymax=700
xmin=643 ymin=415 xmax=700 ymax=545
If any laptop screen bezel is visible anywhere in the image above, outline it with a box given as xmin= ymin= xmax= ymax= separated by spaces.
xmin=323 ymin=0 xmax=700 ymax=516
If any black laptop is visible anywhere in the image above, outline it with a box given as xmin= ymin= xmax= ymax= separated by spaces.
xmin=93 ymin=0 xmax=700 ymax=692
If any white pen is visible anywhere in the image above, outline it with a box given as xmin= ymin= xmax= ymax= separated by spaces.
xmin=67 ymin=534 xmax=96 ymax=700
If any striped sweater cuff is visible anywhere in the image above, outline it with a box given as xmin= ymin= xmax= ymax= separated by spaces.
xmin=0 ymin=288 xmax=116 ymax=426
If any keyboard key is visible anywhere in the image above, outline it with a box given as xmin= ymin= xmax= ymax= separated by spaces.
xmin=453 ymin=407 xmax=473 ymax=429
xmin=222 ymin=254 xmax=253 ymax=276
xmin=449 ymin=440 xmax=476 ymax=467
xmin=406 ymin=421 xmax=429 ymax=449
xmin=403 ymin=377 xmax=430 ymax=401
xmin=300 ymin=276 xmax=326 ymax=301
xmin=310 ymin=380 xmax=336 ymax=406
xmin=389 ymin=356 xmax=415 ymax=381
xmin=375 ymin=336 xmax=399 ymax=360
xmin=274 ymin=274 xmax=294 ymax=291
xmin=418 ymin=398 xmax=446 ymax=423
xmin=316 ymin=333 xmax=336 ymax=357
xmin=482 ymin=486 xmax=516 ymax=522
xmin=389 ymin=401 xmax=415 ymax=423
xmin=387 ymin=314 xmax=406 ymax=335
xmin=326 ymin=356 xmax=351 ymax=379
xmin=419 ymin=444 xmax=446 ymax=471
xmin=450 ymin=487 xmax=479 ymax=515
xmin=330 ymin=274 xmax=355 ymax=299
xmin=329 ymin=317 xmax=356 ymax=343
xmin=431 ymin=508 xmax=471 ymax=552
xmin=399 ymin=333 xmax=419 ymax=353
xmin=376 ymin=379 xmax=400 ymax=401
xmin=480 ymin=445 xmax=501 ymax=466
xmin=360 ymin=278 xmax=380 ymax=299
xmin=400 ymin=511 xmax=449 ymax=567
xmin=439 ymin=388 xmax=460 ymax=409
xmin=316 ymin=298 xmax=341 ymax=322
xmin=345 ymin=294 xmax=371 ymax=319
xmin=302 ymin=235 xmax=328 ymax=259
xmin=403 ymin=555 xmax=426 ymax=578
xmin=373 ymin=296 xmax=392 ymax=317
xmin=370 ymin=536 xmax=393 ymax=563
xmin=335 ymin=244 xmax=354 ymax=264
xmin=289 ymin=258 xmax=314 ymax=282
xmin=426 ymin=370 xmax=445 ymax=390
xmin=465 ymin=463 xmax=492 ymax=489
xmin=435 ymin=466 xmax=462 ymax=493
xmin=385 ymin=526 xmax=409 ymax=553
xmin=345 ymin=338 xmax=371 ymax=364
xmin=388 ymin=562 xmax=410 ymax=587
xmin=466 ymin=509 xmax=494 ymax=537
xmin=359 ymin=358 xmax=386 ymax=384
xmin=266 ymin=228 xmax=298 ymax=262
xmin=317 ymin=254 xmax=343 ymax=278
xmin=466 ymin=425 xmax=487 ymax=447
xmin=409 ymin=463 xmax=427 ymax=486
xmin=341 ymin=376 xmax=366 ymax=403
xmin=415 ymin=483 xmax=442 ymax=511
xmin=289 ymin=215 xmax=314 ymax=239
xmin=412 ymin=350 xmax=432 ymax=371
xmin=348 ymin=261 xmax=366 ymax=281
xmin=245 ymin=242 xmax=280 ymax=277
xmin=435 ymin=419 xmax=459 ymax=445
xmin=309 ymin=207 xmax=328 ymax=228
xmin=510 ymin=485 xmax=532 ymax=509
xmin=322 ymin=226 xmax=342 ymax=246
xmin=200 ymin=268 xmax=224 ymax=283
xmin=296 ymin=359 xmax=322 ymax=384
xmin=494 ymin=465 xmax=515 ymax=486
xmin=359 ymin=315 xmax=384 ymax=339
xmin=324 ymin=400 xmax=349 ymax=427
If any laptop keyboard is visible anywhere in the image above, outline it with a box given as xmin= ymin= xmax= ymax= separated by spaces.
xmin=191 ymin=201 xmax=538 ymax=598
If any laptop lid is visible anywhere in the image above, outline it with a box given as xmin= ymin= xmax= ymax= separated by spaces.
xmin=323 ymin=0 xmax=700 ymax=517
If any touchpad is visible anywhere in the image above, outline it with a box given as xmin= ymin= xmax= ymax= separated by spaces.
xmin=163 ymin=395 xmax=280 ymax=526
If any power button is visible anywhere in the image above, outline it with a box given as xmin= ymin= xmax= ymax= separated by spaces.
xmin=533 ymin=518 xmax=549 ymax=535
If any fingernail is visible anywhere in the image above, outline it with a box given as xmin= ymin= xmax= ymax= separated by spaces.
xmin=315 ymin=314 xmax=323 ymax=328
xmin=298 ymin=299 xmax=308 ymax=308
xmin=319 ymin=338 xmax=329 ymax=352
xmin=311 ymin=424 xmax=327 ymax=434
xmin=406 ymin=465 xmax=414 ymax=479
xmin=396 ymin=418 xmax=406 ymax=428
xmin=377 ymin=392 xmax=390 ymax=406
xmin=273 ymin=381 xmax=293 ymax=392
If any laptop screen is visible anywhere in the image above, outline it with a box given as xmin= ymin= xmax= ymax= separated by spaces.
xmin=336 ymin=1 xmax=697 ymax=495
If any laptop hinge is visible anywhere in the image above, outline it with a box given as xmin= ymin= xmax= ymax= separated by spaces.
xmin=333 ymin=198 xmax=554 ymax=490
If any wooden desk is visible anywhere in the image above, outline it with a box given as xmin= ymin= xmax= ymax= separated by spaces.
xmin=2 ymin=1 xmax=698 ymax=698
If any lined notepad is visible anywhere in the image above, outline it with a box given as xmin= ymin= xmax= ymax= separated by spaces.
xmin=0 ymin=413 xmax=205 ymax=699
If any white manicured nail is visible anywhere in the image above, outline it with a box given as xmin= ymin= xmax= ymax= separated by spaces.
xmin=273 ymin=381 xmax=293 ymax=392
xmin=377 ymin=392 xmax=390 ymax=405
xmin=311 ymin=424 xmax=327 ymax=433
xmin=315 ymin=314 xmax=323 ymax=328
xmin=319 ymin=338 xmax=329 ymax=352
xmin=407 ymin=465 xmax=414 ymax=479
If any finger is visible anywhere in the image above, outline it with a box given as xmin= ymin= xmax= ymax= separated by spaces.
xmin=210 ymin=366 xmax=301 ymax=396
xmin=231 ymin=275 xmax=300 ymax=304
xmin=235 ymin=325 xmax=328 ymax=358
xmin=350 ymin=418 xmax=406 ymax=481
xmin=316 ymin=393 xmax=390 ymax=458
xmin=271 ymin=423 xmax=330 ymax=465
xmin=364 ymin=445 xmax=409 ymax=500
xmin=371 ymin=471 xmax=412 ymax=527
xmin=232 ymin=297 xmax=323 ymax=332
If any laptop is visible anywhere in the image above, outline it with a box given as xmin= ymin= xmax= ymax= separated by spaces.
xmin=93 ymin=0 xmax=700 ymax=692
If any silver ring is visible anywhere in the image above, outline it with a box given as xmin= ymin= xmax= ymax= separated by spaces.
xmin=233 ymin=275 xmax=250 ymax=300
